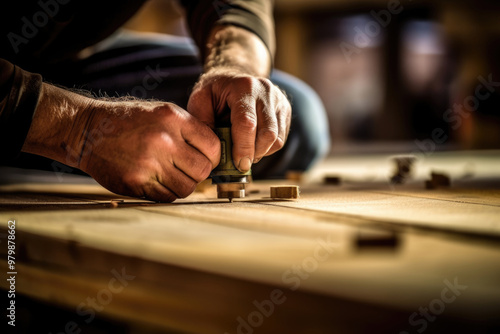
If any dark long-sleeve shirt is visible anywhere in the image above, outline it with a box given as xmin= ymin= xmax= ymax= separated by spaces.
xmin=0 ymin=0 xmax=274 ymax=160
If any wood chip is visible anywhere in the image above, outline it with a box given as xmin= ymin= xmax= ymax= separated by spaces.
xmin=324 ymin=175 xmax=341 ymax=185
xmin=431 ymin=172 xmax=451 ymax=186
xmin=270 ymin=186 xmax=300 ymax=199
xmin=425 ymin=172 xmax=451 ymax=189
xmin=390 ymin=155 xmax=416 ymax=184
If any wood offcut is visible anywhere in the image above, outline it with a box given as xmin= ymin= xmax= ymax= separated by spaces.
xmin=270 ymin=186 xmax=300 ymax=199
xmin=425 ymin=171 xmax=451 ymax=189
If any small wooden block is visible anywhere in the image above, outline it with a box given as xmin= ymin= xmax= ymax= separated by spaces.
xmin=270 ymin=186 xmax=300 ymax=199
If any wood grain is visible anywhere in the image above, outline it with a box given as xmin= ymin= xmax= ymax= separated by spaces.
xmin=0 ymin=153 xmax=499 ymax=333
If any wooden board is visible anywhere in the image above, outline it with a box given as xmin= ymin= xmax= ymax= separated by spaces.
xmin=0 ymin=152 xmax=499 ymax=333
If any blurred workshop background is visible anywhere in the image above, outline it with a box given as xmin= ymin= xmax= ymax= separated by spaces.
xmin=124 ymin=0 xmax=500 ymax=153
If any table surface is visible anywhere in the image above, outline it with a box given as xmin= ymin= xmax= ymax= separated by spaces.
xmin=1 ymin=151 xmax=499 ymax=333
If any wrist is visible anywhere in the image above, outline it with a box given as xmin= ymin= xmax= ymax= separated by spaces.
xmin=204 ymin=26 xmax=272 ymax=78
xmin=22 ymin=83 xmax=100 ymax=168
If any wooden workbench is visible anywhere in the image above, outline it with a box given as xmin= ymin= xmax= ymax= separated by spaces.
xmin=1 ymin=151 xmax=499 ymax=334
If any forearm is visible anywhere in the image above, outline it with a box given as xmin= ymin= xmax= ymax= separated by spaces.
xmin=21 ymin=83 xmax=98 ymax=167
xmin=188 ymin=25 xmax=291 ymax=173
xmin=204 ymin=25 xmax=272 ymax=78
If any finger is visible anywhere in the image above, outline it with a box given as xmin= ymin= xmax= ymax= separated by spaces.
xmin=172 ymin=143 xmax=214 ymax=182
xmin=143 ymin=181 xmax=178 ymax=203
xmin=266 ymin=97 xmax=291 ymax=156
xmin=181 ymin=116 xmax=221 ymax=169
xmin=158 ymin=166 xmax=198 ymax=199
xmin=229 ymin=94 xmax=257 ymax=172
xmin=254 ymin=94 xmax=279 ymax=161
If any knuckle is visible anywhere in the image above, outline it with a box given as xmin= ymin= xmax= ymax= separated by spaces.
xmin=151 ymin=189 xmax=177 ymax=203
xmin=193 ymin=160 xmax=213 ymax=182
xmin=163 ymin=194 xmax=177 ymax=203
xmin=152 ymin=102 xmax=171 ymax=114
xmin=235 ymin=110 xmax=257 ymax=132
xmin=158 ymin=103 xmax=185 ymax=121
xmin=235 ymin=76 xmax=255 ymax=91
xmin=275 ymin=136 xmax=285 ymax=150
xmin=201 ymin=159 xmax=214 ymax=178
xmin=274 ymin=88 xmax=290 ymax=108
xmin=259 ymin=127 xmax=278 ymax=143
xmin=177 ymin=181 xmax=196 ymax=198
xmin=208 ymin=135 xmax=222 ymax=159
xmin=259 ymin=78 xmax=273 ymax=92
xmin=280 ymin=95 xmax=292 ymax=111
xmin=152 ymin=187 xmax=178 ymax=203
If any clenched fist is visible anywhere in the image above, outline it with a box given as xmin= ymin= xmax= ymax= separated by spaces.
xmin=23 ymin=84 xmax=221 ymax=202
xmin=79 ymin=101 xmax=221 ymax=202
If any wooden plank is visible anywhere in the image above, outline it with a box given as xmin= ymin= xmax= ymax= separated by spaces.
xmin=0 ymin=152 xmax=499 ymax=332
xmin=0 ymin=259 xmax=419 ymax=334
xmin=1 ymin=210 xmax=500 ymax=333
xmin=262 ymin=184 xmax=500 ymax=237
xmin=1 ymin=200 xmax=499 ymax=317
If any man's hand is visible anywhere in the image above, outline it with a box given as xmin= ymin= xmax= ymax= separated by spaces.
xmin=188 ymin=68 xmax=291 ymax=172
xmin=79 ymin=101 xmax=221 ymax=202
xmin=22 ymin=84 xmax=220 ymax=202
xmin=187 ymin=26 xmax=291 ymax=173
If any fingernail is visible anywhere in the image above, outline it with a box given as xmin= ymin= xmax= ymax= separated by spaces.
xmin=238 ymin=157 xmax=252 ymax=172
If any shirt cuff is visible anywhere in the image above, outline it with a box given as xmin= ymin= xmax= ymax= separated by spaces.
xmin=181 ymin=0 xmax=275 ymax=60
xmin=0 ymin=65 xmax=43 ymax=161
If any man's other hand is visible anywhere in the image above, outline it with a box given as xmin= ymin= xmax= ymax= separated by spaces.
xmin=187 ymin=69 xmax=291 ymax=173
